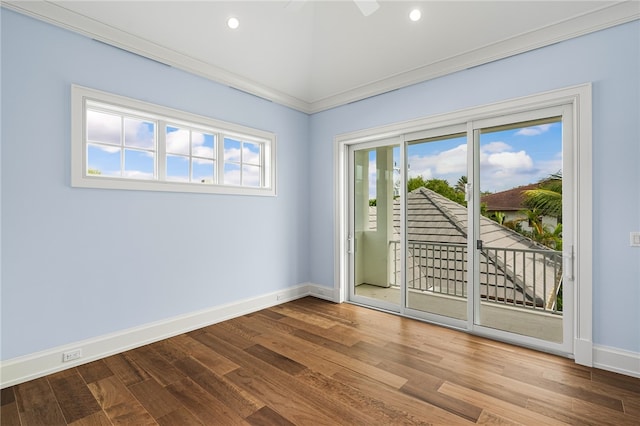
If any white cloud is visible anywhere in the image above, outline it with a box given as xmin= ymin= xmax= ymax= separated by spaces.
xmin=484 ymin=150 xmax=533 ymax=170
xmin=515 ymin=123 xmax=553 ymax=136
xmin=124 ymin=118 xmax=154 ymax=149
xmin=92 ymin=144 xmax=120 ymax=154
xmin=242 ymin=165 xmax=261 ymax=187
xmin=166 ymin=127 xmax=190 ymax=155
xmin=242 ymin=144 xmax=260 ymax=164
xmin=406 ymin=140 xmax=552 ymax=192
xmin=224 ymin=166 xmax=241 ymax=186
xmin=479 ymin=142 xmax=537 ymax=191
xmin=87 ymin=110 xmax=120 ymax=144
xmin=408 ymin=143 xmax=466 ymax=180
xmin=192 ymin=132 xmax=215 ymax=158
xmin=87 ymin=110 xmax=155 ymax=151
xmin=481 ymin=141 xmax=511 ymax=153
xmin=224 ymin=147 xmax=242 ymax=163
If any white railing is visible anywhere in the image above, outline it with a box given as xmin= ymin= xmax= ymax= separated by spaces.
xmin=389 ymin=240 xmax=563 ymax=314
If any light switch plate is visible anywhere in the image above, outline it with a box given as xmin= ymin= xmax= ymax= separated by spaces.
xmin=631 ymin=232 xmax=640 ymax=247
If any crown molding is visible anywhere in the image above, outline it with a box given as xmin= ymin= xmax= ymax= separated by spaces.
xmin=308 ymin=1 xmax=639 ymax=113
xmin=4 ymin=1 xmax=639 ymax=114
xmin=2 ymin=0 xmax=313 ymax=113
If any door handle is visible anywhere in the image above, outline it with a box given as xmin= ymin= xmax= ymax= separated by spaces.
xmin=564 ymin=245 xmax=574 ymax=280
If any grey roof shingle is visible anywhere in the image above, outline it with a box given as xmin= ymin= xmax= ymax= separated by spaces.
xmin=386 ymin=187 xmax=562 ymax=308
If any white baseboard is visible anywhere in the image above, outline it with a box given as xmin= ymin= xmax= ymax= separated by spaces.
xmin=574 ymin=337 xmax=593 ymax=367
xmin=5 ymin=284 xmax=635 ymax=388
xmin=307 ymin=282 xmax=338 ymax=302
xmin=0 ymin=283 xmax=317 ymax=389
xmin=593 ymin=345 xmax=640 ymax=378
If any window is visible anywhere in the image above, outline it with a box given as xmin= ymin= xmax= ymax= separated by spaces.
xmin=72 ymin=85 xmax=276 ymax=196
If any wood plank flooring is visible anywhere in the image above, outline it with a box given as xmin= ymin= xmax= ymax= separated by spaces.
xmin=2 ymin=297 xmax=639 ymax=425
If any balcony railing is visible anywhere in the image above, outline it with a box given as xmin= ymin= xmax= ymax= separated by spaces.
xmin=389 ymin=240 xmax=563 ymax=314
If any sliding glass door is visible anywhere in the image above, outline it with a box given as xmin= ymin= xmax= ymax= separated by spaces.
xmin=472 ymin=109 xmax=572 ymax=349
xmin=404 ymin=127 xmax=468 ymax=324
xmin=349 ymin=139 xmax=402 ymax=311
xmin=346 ymin=103 xmax=574 ymax=355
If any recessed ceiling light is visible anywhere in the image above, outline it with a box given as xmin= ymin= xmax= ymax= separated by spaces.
xmin=409 ymin=9 xmax=422 ymax=22
xmin=227 ymin=17 xmax=240 ymax=30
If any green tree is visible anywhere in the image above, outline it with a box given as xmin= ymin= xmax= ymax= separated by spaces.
xmin=455 ymin=175 xmax=468 ymax=193
xmin=408 ymin=176 xmax=466 ymax=206
xmin=524 ymin=172 xmax=562 ymax=220
xmin=516 ymin=208 xmax=563 ymax=250
xmin=88 ymin=168 xmax=102 ymax=175
xmin=407 ymin=176 xmax=428 ymax=192
xmin=490 ymin=211 xmax=506 ymax=225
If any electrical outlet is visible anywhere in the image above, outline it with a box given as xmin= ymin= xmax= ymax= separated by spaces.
xmin=62 ymin=348 xmax=82 ymax=362
xmin=631 ymin=232 xmax=640 ymax=247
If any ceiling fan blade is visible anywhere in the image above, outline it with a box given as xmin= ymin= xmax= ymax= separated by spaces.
xmin=354 ymin=0 xmax=380 ymax=17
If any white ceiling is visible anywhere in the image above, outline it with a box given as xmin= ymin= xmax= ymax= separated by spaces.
xmin=5 ymin=1 xmax=639 ymax=112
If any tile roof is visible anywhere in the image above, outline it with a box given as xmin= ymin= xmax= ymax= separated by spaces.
xmin=480 ymin=183 xmax=539 ymax=212
xmin=386 ymin=187 xmax=561 ymax=309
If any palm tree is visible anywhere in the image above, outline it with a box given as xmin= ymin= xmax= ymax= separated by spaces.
xmin=491 ymin=211 xmax=506 ymax=225
xmin=455 ymin=175 xmax=468 ymax=193
xmin=520 ymin=208 xmax=545 ymax=237
xmin=516 ymin=208 xmax=563 ymax=249
xmin=524 ymin=172 xmax=562 ymax=219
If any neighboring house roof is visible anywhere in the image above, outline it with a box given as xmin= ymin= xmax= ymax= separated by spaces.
xmin=480 ymin=183 xmax=539 ymax=212
xmin=387 ymin=187 xmax=561 ymax=308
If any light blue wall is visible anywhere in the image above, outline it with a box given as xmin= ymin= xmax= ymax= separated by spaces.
xmin=309 ymin=21 xmax=640 ymax=354
xmin=1 ymin=10 xmax=310 ymax=360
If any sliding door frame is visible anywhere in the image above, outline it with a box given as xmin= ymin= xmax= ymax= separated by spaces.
xmin=468 ymin=104 xmax=574 ymax=356
xmin=334 ymin=84 xmax=593 ymax=365
xmin=347 ymin=137 xmax=405 ymax=313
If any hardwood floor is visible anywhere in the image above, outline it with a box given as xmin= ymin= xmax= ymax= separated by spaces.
xmin=2 ymin=297 xmax=639 ymax=425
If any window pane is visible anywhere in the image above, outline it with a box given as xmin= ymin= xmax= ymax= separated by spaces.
xmin=224 ymin=138 xmax=241 ymax=163
xmin=192 ymin=158 xmax=215 ymax=184
xmin=124 ymin=149 xmax=154 ymax=180
xmin=166 ymin=126 xmax=190 ymax=155
xmin=87 ymin=110 xmax=121 ymax=145
xmin=242 ymin=165 xmax=261 ymax=187
xmin=193 ymin=132 xmax=215 ymax=159
xmin=243 ymin=142 xmax=261 ymax=165
xmin=167 ymin=154 xmax=189 ymax=182
xmin=125 ymin=118 xmax=155 ymax=149
xmin=224 ymin=163 xmax=241 ymax=185
xmin=87 ymin=144 xmax=121 ymax=176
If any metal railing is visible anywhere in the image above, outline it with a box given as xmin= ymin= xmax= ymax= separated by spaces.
xmin=389 ymin=240 xmax=563 ymax=314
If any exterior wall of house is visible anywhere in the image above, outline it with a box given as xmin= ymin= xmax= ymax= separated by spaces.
xmin=487 ymin=211 xmax=558 ymax=234
xmin=0 ymin=9 xmax=311 ymax=360
xmin=309 ymin=20 xmax=640 ymax=355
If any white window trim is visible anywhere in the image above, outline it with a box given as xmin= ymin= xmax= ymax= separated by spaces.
xmin=334 ymin=83 xmax=593 ymax=366
xmin=71 ymin=85 xmax=277 ymax=196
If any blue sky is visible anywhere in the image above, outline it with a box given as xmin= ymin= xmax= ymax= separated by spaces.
xmin=367 ymin=121 xmax=562 ymax=197
xmin=407 ymin=122 xmax=561 ymax=193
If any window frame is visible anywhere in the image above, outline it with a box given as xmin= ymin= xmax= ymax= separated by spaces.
xmin=71 ymin=85 xmax=276 ymax=196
